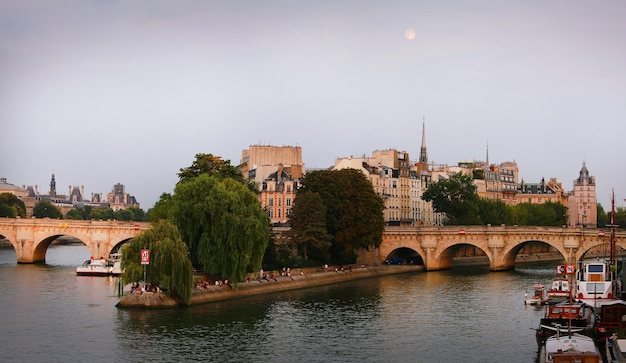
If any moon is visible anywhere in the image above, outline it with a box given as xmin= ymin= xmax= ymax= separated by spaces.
xmin=405 ymin=28 xmax=416 ymax=40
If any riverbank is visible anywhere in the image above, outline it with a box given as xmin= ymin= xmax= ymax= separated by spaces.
xmin=116 ymin=264 xmax=423 ymax=309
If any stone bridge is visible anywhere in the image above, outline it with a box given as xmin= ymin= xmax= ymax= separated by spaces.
xmin=0 ymin=218 xmax=150 ymax=263
xmin=358 ymin=225 xmax=626 ymax=271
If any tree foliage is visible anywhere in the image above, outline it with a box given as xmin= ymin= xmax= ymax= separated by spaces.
xmin=297 ymin=169 xmax=385 ymax=264
xmin=597 ymin=204 xmax=609 ymax=228
xmin=611 ymin=206 xmax=626 ymax=230
xmin=32 ymin=200 xmax=63 ymax=219
xmin=422 ymin=172 xmax=478 ymax=224
xmin=171 ymin=174 xmax=270 ymax=287
xmin=0 ymin=193 xmax=26 ymax=218
xmin=288 ymin=190 xmax=331 ymax=261
xmin=177 ymin=153 xmax=257 ymax=192
xmin=121 ymin=219 xmax=194 ymax=305
xmin=514 ymin=202 xmax=567 ymax=226
xmin=422 ymin=173 xmax=569 ymax=226
xmin=147 ymin=193 xmax=173 ymax=222
xmin=65 ymin=209 xmax=84 ymax=220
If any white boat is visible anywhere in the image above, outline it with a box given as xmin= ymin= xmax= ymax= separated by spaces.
xmin=76 ymin=254 xmax=121 ymax=276
xmin=576 ymin=191 xmax=622 ymax=303
xmin=575 ymin=258 xmax=618 ymax=302
xmin=546 ymin=276 xmax=571 ymax=300
xmin=525 ymin=283 xmax=548 ymax=305
xmin=539 ymin=332 xmax=601 ymax=363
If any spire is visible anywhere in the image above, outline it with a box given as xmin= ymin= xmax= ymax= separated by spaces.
xmin=486 ymin=140 xmax=489 ymax=166
xmin=419 ymin=117 xmax=428 ymax=164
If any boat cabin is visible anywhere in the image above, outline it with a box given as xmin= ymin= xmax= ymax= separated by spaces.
xmin=594 ymin=300 xmax=626 ymax=340
xmin=576 ymin=260 xmax=616 ymax=300
xmin=546 ymin=305 xmax=585 ymax=320
xmin=550 ymin=279 xmax=570 ymax=293
xmin=542 ymin=334 xmax=601 ymax=363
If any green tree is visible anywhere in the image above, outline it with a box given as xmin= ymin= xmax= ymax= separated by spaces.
xmin=115 ymin=209 xmax=135 ymax=221
xmin=127 ymin=207 xmax=146 ymax=221
xmin=421 ymin=172 xmax=478 ymax=225
xmin=65 ymin=209 xmax=84 ymax=220
xmin=288 ymin=190 xmax=331 ymax=261
xmin=32 ymin=200 xmax=63 ymax=219
xmin=597 ymin=203 xmax=608 ymax=228
xmin=91 ymin=207 xmax=115 ymax=220
xmin=477 ymin=198 xmax=512 ymax=226
xmin=171 ymin=174 xmax=270 ymax=287
xmin=0 ymin=193 xmax=26 ymax=218
xmin=177 ymin=153 xmax=256 ymax=189
xmin=121 ymin=219 xmax=194 ymax=305
xmin=147 ymin=193 xmax=173 ymax=222
xmin=299 ymin=169 xmax=385 ymax=263
xmin=511 ymin=202 xmax=567 ymax=226
xmin=613 ymin=207 xmax=626 ymax=230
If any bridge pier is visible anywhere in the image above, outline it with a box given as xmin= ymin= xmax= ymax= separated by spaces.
xmin=15 ymin=239 xmax=45 ymax=263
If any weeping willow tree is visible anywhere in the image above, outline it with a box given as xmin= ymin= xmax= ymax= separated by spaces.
xmin=121 ymin=219 xmax=194 ymax=305
xmin=172 ymin=174 xmax=270 ymax=288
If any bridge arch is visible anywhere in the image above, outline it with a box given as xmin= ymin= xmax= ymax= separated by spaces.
xmin=384 ymin=247 xmax=423 ymax=265
xmin=437 ymin=243 xmax=490 ymax=270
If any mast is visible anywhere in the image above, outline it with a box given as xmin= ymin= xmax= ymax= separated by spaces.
xmin=608 ymin=189 xmax=619 ymax=297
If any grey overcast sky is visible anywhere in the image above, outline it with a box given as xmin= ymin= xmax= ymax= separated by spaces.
xmin=1 ymin=0 xmax=625 ymax=211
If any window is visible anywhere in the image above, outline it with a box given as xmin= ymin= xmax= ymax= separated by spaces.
xmin=286 ymin=197 xmax=292 ymax=206
xmin=269 ymin=197 xmax=274 ymax=206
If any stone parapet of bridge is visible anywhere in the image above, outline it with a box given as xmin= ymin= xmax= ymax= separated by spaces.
xmin=0 ymin=218 xmax=150 ymax=263
xmin=360 ymin=225 xmax=626 ymax=271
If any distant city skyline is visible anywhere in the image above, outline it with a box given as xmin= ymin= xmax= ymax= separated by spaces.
xmin=2 ymin=1 xmax=624 ymax=210
xmin=3 ymin=147 xmax=617 ymax=213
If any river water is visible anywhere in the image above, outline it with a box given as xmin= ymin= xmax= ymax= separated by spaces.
xmin=0 ymin=243 xmax=559 ymax=363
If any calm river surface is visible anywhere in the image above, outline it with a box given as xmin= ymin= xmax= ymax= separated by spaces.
xmin=0 ymin=244 xmax=559 ymax=363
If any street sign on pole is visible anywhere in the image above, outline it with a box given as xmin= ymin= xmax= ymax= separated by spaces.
xmin=141 ymin=249 xmax=150 ymax=265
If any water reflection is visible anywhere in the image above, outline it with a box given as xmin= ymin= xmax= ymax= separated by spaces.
xmin=0 ymin=245 xmax=554 ymax=363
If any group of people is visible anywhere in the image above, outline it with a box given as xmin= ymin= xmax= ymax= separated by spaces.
xmin=252 ymin=267 xmax=309 ymax=283
xmin=129 ymin=282 xmax=160 ymax=294
xmin=192 ymin=264 xmax=363 ymax=293
xmin=194 ymin=278 xmax=232 ymax=291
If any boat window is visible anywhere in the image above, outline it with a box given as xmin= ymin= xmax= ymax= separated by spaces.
xmin=588 ymin=264 xmax=604 ymax=273
xmin=589 ymin=283 xmax=605 ymax=293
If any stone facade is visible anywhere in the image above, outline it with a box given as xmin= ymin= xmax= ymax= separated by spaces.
xmin=239 ymin=145 xmax=305 ymax=225
xmin=107 ymin=183 xmax=140 ymax=211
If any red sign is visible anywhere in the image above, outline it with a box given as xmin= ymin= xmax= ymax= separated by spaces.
xmin=556 ymin=264 xmax=575 ymax=274
xmin=598 ymin=231 xmax=606 ymax=237
xmin=458 ymin=230 xmax=466 ymax=235
xmin=141 ymin=249 xmax=150 ymax=265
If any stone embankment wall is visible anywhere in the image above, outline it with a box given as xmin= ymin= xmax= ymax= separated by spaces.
xmin=116 ymin=265 xmax=422 ymax=309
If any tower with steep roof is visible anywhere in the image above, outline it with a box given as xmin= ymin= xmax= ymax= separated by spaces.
xmin=568 ymin=161 xmax=597 ymax=228
xmin=49 ymin=173 xmax=56 ymax=197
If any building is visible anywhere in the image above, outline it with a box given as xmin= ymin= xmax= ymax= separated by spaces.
xmin=568 ymin=161 xmax=597 ymax=228
xmin=517 ymin=177 xmax=568 ymax=206
xmin=107 ymin=183 xmax=140 ymax=211
xmin=239 ymin=145 xmax=305 ymax=225
xmin=17 ymin=175 xmax=139 ymax=215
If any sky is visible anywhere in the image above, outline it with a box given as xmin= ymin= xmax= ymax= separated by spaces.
xmin=1 ymin=0 xmax=625 ymax=211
